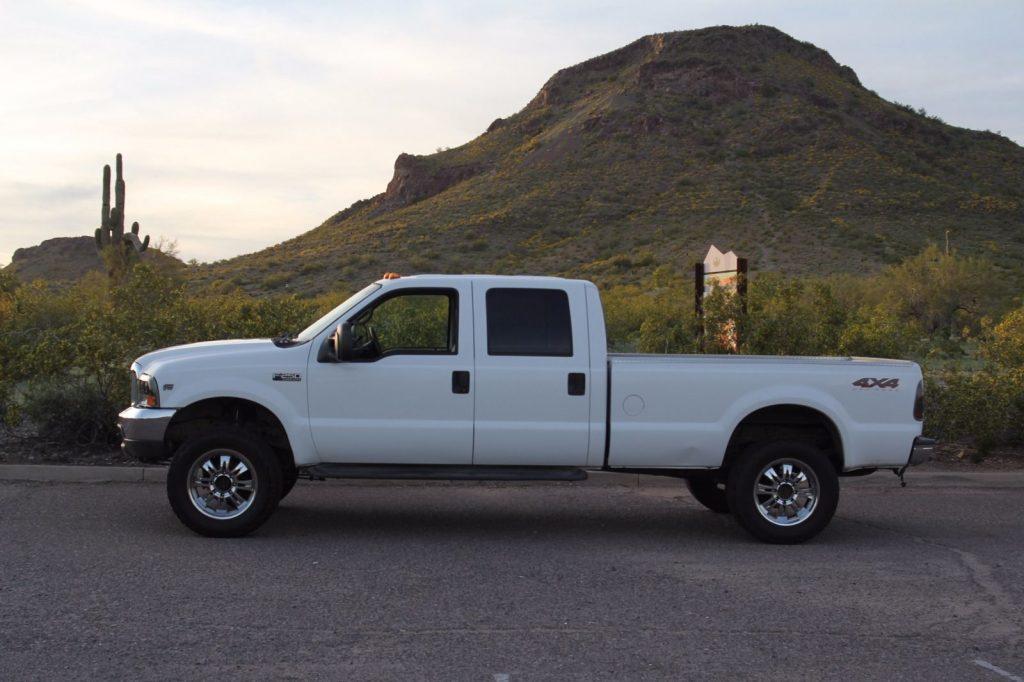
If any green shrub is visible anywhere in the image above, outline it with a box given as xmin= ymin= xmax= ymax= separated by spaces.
xmin=839 ymin=303 xmax=920 ymax=358
xmin=261 ymin=273 xmax=289 ymax=289
xmin=741 ymin=275 xmax=841 ymax=355
xmin=21 ymin=377 xmax=119 ymax=445
xmin=984 ymin=307 xmax=1024 ymax=368
xmin=0 ymin=245 xmax=1020 ymax=456
xmin=925 ymin=369 xmax=1024 ymax=458
xmin=0 ymin=263 xmax=341 ymax=445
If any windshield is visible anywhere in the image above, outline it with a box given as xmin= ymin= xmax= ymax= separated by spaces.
xmin=294 ymin=283 xmax=381 ymax=343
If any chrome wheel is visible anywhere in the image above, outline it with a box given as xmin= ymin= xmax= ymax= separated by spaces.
xmin=753 ymin=458 xmax=819 ymax=527
xmin=187 ymin=449 xmax=258 ymax=520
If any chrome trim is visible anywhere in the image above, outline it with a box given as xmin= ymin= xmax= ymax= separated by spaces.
xmin=118 ymin=406 xmax=176 ymax=443
xmin=753 ymin=458 xmax=820 ymax=527
xmin=908 ymin=436 xmax=935 ymax=466
xmin=187 ymin=449 xmax=258 ymax=520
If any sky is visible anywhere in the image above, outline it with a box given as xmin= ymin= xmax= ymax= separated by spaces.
xmin=1 ymin=0 xmax=1021 ymax=267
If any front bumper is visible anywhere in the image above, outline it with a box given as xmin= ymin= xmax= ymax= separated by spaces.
xmin=907 ymin=436 xmax=936 ymax=466
xmin=117 ymin=406 xmax=176 ymax=462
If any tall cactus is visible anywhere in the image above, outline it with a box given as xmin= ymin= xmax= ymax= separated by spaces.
xmin=94 ymin=154 xmax=150 ymax=255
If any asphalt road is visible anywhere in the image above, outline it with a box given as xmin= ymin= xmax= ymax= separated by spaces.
xmin=1 ymin=474 xmax=1022 ymax=680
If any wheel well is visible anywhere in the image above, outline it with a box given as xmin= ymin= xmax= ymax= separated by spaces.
xmin=722 ymin=405 xmax=844 ymax=475
xmin=165 ymin=398 xmax=295 ymax=473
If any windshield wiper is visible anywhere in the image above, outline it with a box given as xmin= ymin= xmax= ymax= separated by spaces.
xmin=272 ymin=332 xmax=298 ymax=347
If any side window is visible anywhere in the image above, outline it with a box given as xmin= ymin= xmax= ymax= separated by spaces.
xmin=352 ymin=290 xmax=456 ymax=357
xmin=486 ymin=288 xmax=572 ymax=356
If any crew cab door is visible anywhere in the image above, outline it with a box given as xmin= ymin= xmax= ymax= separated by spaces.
xmin=471 ymin=282 xmax=591 ymax=466
xmin=307 ymin=282 xmax=474 ymax=464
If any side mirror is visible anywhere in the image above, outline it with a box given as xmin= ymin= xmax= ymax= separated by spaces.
xmin=319 ymin=322 xmax=354 ymax=363
xmin=338 ymin=321 xmax=354 ymax=361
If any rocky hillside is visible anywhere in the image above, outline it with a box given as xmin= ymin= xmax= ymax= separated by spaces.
xmin=198 ymin=25 xmax=1021 ymax=294
xmin=4 ymin=236 xmax=181 ymax=283
xmin=5 ymin=237 xmax=106 ymax=283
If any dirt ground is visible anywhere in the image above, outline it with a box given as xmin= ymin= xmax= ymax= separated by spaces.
xmin=0 ymin=425 xmax=138 ymax=466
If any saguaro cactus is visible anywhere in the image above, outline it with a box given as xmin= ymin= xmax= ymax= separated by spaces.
xmin=94 ymin=154 xmax=150 ymax=255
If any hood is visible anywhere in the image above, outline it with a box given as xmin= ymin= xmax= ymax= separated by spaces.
xmin=133 ymin=339 xmax=277 ymax=373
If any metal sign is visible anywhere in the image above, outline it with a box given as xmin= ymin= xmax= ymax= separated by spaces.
xmin=694 ymin=245 xmax=748 ymax=352
xmin=702 ymin=245 xmax=741 ymax=296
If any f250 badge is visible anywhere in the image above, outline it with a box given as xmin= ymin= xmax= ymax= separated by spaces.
xmin=852 ymin=377 xmax=899 ymax=389
xmin=273 ymin=372 xmax=302 ymax=382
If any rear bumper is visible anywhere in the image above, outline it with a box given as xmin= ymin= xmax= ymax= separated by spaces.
xmin=907 ymin=436 xmax=936 ymax=466
xmin=117 ymin=407 xmax=176 ymax=463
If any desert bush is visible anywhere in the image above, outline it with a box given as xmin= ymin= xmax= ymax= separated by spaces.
xmin=740 ymin=276 xmax=842 ymax=356
xmin=0 ymin=263 xmax=338 ymax=441
xmin=0 ymin=245 xmax=1019 ymax=453
xmin=838 ymin=303 xmax=921 ymax=358
xmin=867 ymin=244 xmax=1003 ymax=338
xmin=602 ymin=268 xmax=698 ymax=353
xmin=925 ymin=368 xmax=1024 ymax=458
xmin=21 ymin=377 xmax=119 ymax=445
xmin=983 ymin=306 xmax=1024 ymax=368
xmin=922 ymin=305 xmax=1024 ymax=457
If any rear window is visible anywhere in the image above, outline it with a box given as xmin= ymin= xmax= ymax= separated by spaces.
xmin=486 ymin=288 xmax=573 ymax=356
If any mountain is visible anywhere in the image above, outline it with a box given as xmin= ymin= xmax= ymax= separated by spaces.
xmin=200 ymin=25 xmax=1021 ymax=294
xmin=3 ymin=236 xmax=182 ymax=284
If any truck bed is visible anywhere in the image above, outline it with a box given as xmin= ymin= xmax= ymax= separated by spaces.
xmin=606 ymin=353 xmax=921 ymax=471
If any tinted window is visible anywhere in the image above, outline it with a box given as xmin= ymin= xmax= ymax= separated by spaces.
xmin=353 ymin=291 xmax=455 ymax=356
xmin=486 ymin=288 xmax=572 ymax=356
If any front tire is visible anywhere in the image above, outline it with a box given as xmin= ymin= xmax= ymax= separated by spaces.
xmin=726 ymin=441 xmax=839 ymax=544
xmin=279 ymin=463 xmax=299 ymax=501
xmin=167 ymin=427 xmax=282 ymax=537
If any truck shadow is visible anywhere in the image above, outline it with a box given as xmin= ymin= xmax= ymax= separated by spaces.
xmin=265 ymin=503 xmax=735 ymax=543
xmin=250 ymin=489 xmax=875 ymax=546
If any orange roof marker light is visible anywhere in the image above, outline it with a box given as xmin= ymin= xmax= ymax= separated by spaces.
xmin=382 ymin=272 xmax=402 ymax=280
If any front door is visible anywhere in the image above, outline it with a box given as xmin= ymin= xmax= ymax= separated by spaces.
xmin=307 ymin=283 xmax=474 ymax=464
xmin=471 ymin=282 xmax=591 ymax=466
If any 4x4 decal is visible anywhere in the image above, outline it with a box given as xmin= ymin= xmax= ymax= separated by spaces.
xmin=852 ymin=377 xmax=899 ymax=389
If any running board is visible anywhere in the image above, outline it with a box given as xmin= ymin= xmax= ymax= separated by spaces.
xmin=303 ymin=464 xmax=588 ymax=482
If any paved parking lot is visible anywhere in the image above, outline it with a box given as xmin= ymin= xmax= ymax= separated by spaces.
xmin=1 ymin=473 xmax=1022 ymax=680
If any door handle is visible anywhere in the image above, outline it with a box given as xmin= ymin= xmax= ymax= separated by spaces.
xmin=452 ymin=370 xmax=470 ymax=394
xmin=568 ymin=372 xmax=586 ymax=396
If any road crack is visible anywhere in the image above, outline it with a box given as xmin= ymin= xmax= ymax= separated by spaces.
xmin=837 ymin=514 xmax=1022 ymax=644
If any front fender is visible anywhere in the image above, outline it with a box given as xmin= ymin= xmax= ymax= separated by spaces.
xmin=165 ymin=378 xmax=317 ymax=466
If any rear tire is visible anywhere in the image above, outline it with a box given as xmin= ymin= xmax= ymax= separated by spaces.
xmin=726 ymin=440 xmax=839 ymax=544
xmin=685 ymin=476 xmax=730 ymax=513
xmin=167 ymin=427 xmax=282 ymax=537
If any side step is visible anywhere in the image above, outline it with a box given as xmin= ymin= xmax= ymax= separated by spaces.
xmin=304 ymin=464 xmax=588 ymax=482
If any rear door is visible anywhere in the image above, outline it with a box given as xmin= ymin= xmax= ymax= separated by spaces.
xmin=471 ymin=282 xmax=591 ymax=466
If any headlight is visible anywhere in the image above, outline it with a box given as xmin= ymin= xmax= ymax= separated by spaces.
xmin=134 ymin=373 xmax=160 ymax=408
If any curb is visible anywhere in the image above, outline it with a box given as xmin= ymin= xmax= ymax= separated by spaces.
xmin=0 ymin=464 xmax=169 ymax=483
xmin=1 ymin=464 xmax=1022 ymax=488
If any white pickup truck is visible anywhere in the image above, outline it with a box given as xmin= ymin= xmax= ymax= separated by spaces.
xmin=119 ymin=274 xmax=932 ymax=543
